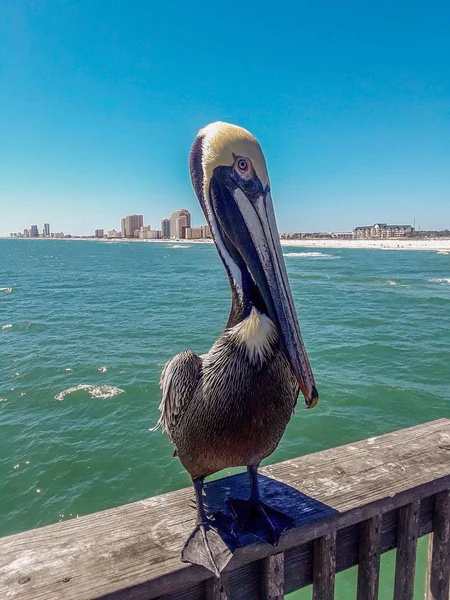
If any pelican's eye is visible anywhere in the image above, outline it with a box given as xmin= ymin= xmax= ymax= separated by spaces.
xmin=233 ymin=156 xmax=255 ymax=180
xmin=237 ymin=158 xmax=249 ymax=172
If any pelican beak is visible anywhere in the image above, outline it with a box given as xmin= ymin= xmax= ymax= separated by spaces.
xmin=209 ymin=169 xmax=318 ymax=408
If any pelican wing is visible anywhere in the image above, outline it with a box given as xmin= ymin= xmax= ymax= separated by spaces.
xmin=153 ymin=350 xmax=202 ymax=441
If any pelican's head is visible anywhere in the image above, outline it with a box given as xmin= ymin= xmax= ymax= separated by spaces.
xmin=190 ymin=122 xmax=318 ymax=408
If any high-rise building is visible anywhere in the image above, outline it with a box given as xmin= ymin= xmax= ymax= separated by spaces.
xmin=43 ymin=223 xmax=50 ymax=237
xmin=185 ymin=227 xmax=203 ymax=239
xmin=121 ymin=214 xmax=144 ymax=238
xmin=95 ymin=229 xmax=104 ymax=238
xmin=175 ymin=215 xmax=188 ymax=239
xmin=161 ymin=219 xmax=170 ymax=238
xmin=30 ymin=225 xmax=39 ymax=238
xmin=201 ymin=225 xmax=212 ymax=238
xmin=169 ymin=209 xmax=190 ymax=238
xmin=139 ymin=226 xmax=161 ymax=239
xmin=138 ymin=225 xmax=150 ymax=239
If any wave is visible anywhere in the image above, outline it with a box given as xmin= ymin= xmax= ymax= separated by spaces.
xmin=428 ymin=278 xmax=450 ymax=285
xmin=1 ymin=324 xmax=13 ymax=330
xmin=0 ymin=287 xmax=13 ymax=294
xmin=388 ymin=280 xmax=397 ymax=286
xmin=55 ymin=384 xmax=125 ymax=401
xmin=283 ymin=251 xmax=338 ymax=259
xmin=169 ymin=244 xmax=191 ymax=249
xmin=437 ymin=251 xmax=450 ymax=255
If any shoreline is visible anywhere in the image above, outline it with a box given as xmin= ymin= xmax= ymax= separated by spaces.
xmin=3 ymin=236 xmax=450 ymax=252
xmin=279 ymin=238 xmax=450 ymax=252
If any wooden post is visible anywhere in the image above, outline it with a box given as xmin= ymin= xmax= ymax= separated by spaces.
xmin=357 ymin=514 xmax=382 ymax=600
xmin=425 ymin=490 xmax=450 ymax=600
xmin=262 ymin=553 xmax=285 ymax=600
xmin=313 ymin=532 xmax=336 ymax=600
xmin=394 ymin=500 xmax=420 ymax=600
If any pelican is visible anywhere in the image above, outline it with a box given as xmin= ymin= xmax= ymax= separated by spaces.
xmin=154 ymin=122 xmax=318 ymax=576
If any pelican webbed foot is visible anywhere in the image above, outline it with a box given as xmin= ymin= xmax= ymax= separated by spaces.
xmin=181 ymin=521 xmax=233 ymax=577
xmin=227 ymin=465 xmax=294 ymax=546
xmin=181 ymin=477 xmax=234 ymax=577
xmin=227 ymin=497 xmax=293 ymax=545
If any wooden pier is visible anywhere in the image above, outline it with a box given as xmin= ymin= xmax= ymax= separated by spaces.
xmin=1 ymin=419 xmax=449 ymax=599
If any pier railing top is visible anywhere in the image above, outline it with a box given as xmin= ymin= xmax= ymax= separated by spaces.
xmin=1 ymin=418 xmax=449 ymax=600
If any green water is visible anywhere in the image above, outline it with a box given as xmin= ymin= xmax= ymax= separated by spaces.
xmin=1 ymin=239 xmax=449 ymax=597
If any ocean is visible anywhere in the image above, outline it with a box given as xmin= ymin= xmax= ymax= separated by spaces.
xmin=1 ymin=238 xmax=449 ymax=598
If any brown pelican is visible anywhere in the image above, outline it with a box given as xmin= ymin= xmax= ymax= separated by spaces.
xmin=154 ymin=122 xmax=318 ymax=576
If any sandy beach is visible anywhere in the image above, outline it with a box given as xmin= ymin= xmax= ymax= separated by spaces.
xmin=6 ymin=236 xmax=450 ymax=252
xmin=134 ymin=237 xmax=450 ymax=252
xmin=278 ymin=238 xmax=450 ymax=252
xmin=103 ymin=236 xmax=450 ymax=252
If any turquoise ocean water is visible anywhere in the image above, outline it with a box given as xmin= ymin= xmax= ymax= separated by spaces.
xmin=1 ymin=238 xmax=449 ymax=597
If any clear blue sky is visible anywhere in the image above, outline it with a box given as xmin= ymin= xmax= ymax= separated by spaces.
xmin=1 ymin=0 xmax=449 ymax=236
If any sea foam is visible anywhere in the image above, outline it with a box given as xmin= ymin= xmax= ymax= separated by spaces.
xmin=0 ymin=287 xmax=13 ymax=294
xmin=55 ymin=384 xmax=125 ymax=401
xmin=283 ymin=251 xmax=338 ymax=259
xmin=428 ymin=278 xmax=450 ymax=285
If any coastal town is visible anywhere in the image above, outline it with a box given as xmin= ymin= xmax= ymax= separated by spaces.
xmin=7 ymin=209 xmax=212 ymax=241
xmin=8 ymin=216 xmax=450 ymax=243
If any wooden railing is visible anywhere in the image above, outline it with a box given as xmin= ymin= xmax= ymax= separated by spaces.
xmin=1 ymin=419 xmax=449 ymax=600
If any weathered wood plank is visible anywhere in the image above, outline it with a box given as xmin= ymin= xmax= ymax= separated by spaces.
xmin=313 ymin=532 xmax=336 ymax=600
xmin=155 ymin=498 xmax=437 ymax=600
xmin=425 ymin=491 xmax=450 ymax=600
xmin=262 ymin=553 xmax=284 ymax=600
xmin=425 ymin=533 xmax=433 ymax=600
xmin=227 ymin=562 xmax=261 ymax=600
xmin=393 ymin=500 xmax=420 ymax=600
xmin=0 ymin=419 xmax=449 ymax=600
xmin=204 ymin=574 xmax=230 ymax=600
xmin=356 ymin=514 xmax=381 ymax=600
xmin=160 ymin=581 xmax=204 ymax=600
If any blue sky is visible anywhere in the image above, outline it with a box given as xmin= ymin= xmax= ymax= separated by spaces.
xmin=1 ymin=0 xmax=449 ymax=236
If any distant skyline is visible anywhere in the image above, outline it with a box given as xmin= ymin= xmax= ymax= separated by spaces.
xmin=7 ymin=216 xmax=448 ymax=239
xmin=1 ymin=1 xmax=449 ymax=237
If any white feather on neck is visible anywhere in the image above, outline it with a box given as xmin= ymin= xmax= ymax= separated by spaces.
xmin=228 ymin=307 xmax=277 ymax=364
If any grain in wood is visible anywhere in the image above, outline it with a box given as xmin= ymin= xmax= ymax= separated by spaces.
xmin=425 ymin=491 xmax=450 ymax=600
xmin=393 ymin=500 xmax=420 ymax=600
xmin=262 ymin=553 xmax=284 ymax=600
xmin=356 ymin=514 xmax=382 ymax=600
xmin=205 ymin=574 xmax=230 ymax=600
xmin=313 ymin=532 xmax=336 ymax=600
